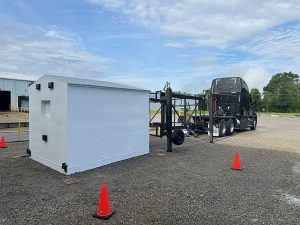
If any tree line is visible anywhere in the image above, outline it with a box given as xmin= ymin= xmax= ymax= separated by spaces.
xmin=251 ymin=72 xmax=300 ymax=113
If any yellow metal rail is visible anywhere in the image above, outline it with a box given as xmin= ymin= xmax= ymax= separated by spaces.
xmin=0 ymin=121 xmax=29 ymax=141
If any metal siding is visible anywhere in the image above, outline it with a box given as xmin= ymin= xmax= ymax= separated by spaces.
xmin=0 ymin=78 xmax=33 ymax=111
xmin=66 ymin=85 xmax=149 ymax=174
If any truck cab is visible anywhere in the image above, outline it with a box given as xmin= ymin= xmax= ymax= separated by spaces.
xmin=210 ymin=77 xmax=257 ymax=136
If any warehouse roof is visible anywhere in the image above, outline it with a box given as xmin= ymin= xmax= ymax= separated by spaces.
xmin=0 ymin=77 xmax=34 ymax=82
xmin=43 ymin=74 xmax=149 ymax=92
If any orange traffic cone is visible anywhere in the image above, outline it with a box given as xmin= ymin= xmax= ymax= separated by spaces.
xmin=93 ymin=184 xmax=114 ymax=220
xmin=0 ymin=137 xmax=7 ymax=148
xmin=231 ymin=152 xmax=241 ymax=170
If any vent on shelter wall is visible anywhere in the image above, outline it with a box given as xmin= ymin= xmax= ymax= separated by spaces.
xmin=48 ymin=82 xmax=54 ymax=89
xmin=42 ymin=135 xmax=48 ymax=142
xmin=26 ymin=149 xmax=31 ymax=156
xmin=36 ymin=84 xmax=41 ymax=90
xmin=62 ymin=163 xmax=68 ymax=173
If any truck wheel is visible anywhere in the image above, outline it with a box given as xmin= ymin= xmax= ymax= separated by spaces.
xmin=251 ymin=118 xmax=257 ymax=130
xmin=226 ymin=119 xmax=234 ymax=135
xmin=218 ymin=120 xmax=226 ymax=137
xmin=171 ymin=129 xmax=185 ymax=145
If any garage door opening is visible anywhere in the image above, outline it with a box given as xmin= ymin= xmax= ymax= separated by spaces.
xmin=18 ymin=96 xmax=29 ymax=110
xmin=0 ymin=91 xmax=11 ymax=111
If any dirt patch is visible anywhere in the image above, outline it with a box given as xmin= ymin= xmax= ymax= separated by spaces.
xmin=0 ymin=112 xmax=28 ymax=123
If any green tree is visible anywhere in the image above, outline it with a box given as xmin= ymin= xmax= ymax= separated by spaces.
xmin=296 ymin=77 xmax=300 ymax=111
xmin=250 ymin=88 xmax=262 ymax=111
xmin=262 ymin=91 xmax=273 ymax=112
xmin=198 ymin=89 xmax=211 ymax=110
xmin=263 ymin=72 xmax=299 ymax=112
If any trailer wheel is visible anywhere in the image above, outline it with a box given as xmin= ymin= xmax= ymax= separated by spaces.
xmin=250 ymin=118 xmax=257 ymax=130
xmin=226 ymin=119 xmax=234 ymax=135
xmin=218 ymin=120 xmax=226 ymax=137
xmin=171 ymin=129 xmax=185 ymax=145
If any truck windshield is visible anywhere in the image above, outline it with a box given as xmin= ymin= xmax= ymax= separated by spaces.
xmin=212 ymin=78 xmax=241 ymax=94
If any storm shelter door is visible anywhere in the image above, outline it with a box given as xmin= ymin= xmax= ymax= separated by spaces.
xmin=0 ymin=91 xmax=11 ymax=111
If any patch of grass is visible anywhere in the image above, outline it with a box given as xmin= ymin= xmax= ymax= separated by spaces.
xmin=258 ymin=112 xmax=300 ymax=117
xmin=150 ymin=109 xmax=207 ymax=115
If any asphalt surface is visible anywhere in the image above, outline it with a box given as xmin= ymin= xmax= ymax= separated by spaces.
xmin=0 ymin=112 xmax=29 ymax=142
xmin=218 ymin=115 xmax=300 ymax=153
xmin=0 ymin=129 xmax=299 ymax=225
xmin=0 ymin=128 xmax=29 ymax=142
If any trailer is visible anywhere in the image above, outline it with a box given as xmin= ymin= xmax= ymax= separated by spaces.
xmin=150 ymin=77 xmax=257 ymax=149
xmin=149 ymin=83 xmax=207 ymax=152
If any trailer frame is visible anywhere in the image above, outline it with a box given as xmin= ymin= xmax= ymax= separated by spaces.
xmin=149 ymin=85 xmax=206 ymax=152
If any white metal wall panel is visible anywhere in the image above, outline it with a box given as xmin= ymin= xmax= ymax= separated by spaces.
xmin=67 ymin=85 xmax=149 ymax=174
xmin=29 ymin=77 xmax=68 ymax=173
xmin=0 ymin=78 xmax=33 ymax=110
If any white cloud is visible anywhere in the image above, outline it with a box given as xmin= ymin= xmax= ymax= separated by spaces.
xmin=0 ymin=18 xmax=111 ymax=80
xmin=1 ymin=1 xmax=299 ymax=93
xmin=242 ymin=68 xmax=270 ymax=91
xmin=87 ymin=0 xmax=300 ymax=47
xmin=163 ymin=41 xmax=185 ymax=48
xmin=240 ymin=23 xmax=300 ymax=61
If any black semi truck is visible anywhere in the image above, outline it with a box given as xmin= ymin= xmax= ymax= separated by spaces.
xmin=206 ymin=77 xmax=257 ymax=137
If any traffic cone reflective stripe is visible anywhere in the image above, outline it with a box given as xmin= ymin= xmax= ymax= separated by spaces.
xmin=231 ymin=152 xmax=241 ymax=170
xmin=0 ymin=137 xmax=7 ymax=148
xmin=93 ymin=184 xmax=114 ymax=220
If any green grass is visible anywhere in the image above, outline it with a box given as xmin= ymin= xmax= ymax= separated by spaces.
xmin=258 ymin=112 xmax=300 ymax=117
xmin=150 ymin=109 xmax=207 ymax=115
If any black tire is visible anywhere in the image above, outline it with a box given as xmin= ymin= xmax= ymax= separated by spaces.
xmin=218 ymin=120 xmax=226 ymax=137
xmin=251 ymin=118 xmax=257 ymax=130
xmin=226 ymin=119 xmax=234 ymax=135
xmin=171 ymin=129 xmax=185 ymax=145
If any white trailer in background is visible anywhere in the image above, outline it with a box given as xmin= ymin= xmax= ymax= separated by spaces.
xmin=29 ymin=75 xmax=150 ymax=175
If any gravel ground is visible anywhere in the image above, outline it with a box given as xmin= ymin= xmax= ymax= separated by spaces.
xmin=0 ymin=132 xmax=299 ymax=225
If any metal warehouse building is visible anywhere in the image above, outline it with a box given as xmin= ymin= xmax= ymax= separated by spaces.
xmin=0 ymin=78 xmax=34 ymax=111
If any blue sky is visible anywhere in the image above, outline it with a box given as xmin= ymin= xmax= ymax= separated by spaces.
xmin=0 ymin=0 xmax=300 ymax=92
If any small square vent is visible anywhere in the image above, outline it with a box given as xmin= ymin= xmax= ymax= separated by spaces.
xmin=48 ymin=82 xmax=54 ymax=89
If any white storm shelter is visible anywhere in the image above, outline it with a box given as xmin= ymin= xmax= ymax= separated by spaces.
xmin=29 ymin=75 xmax=150 ymax=175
